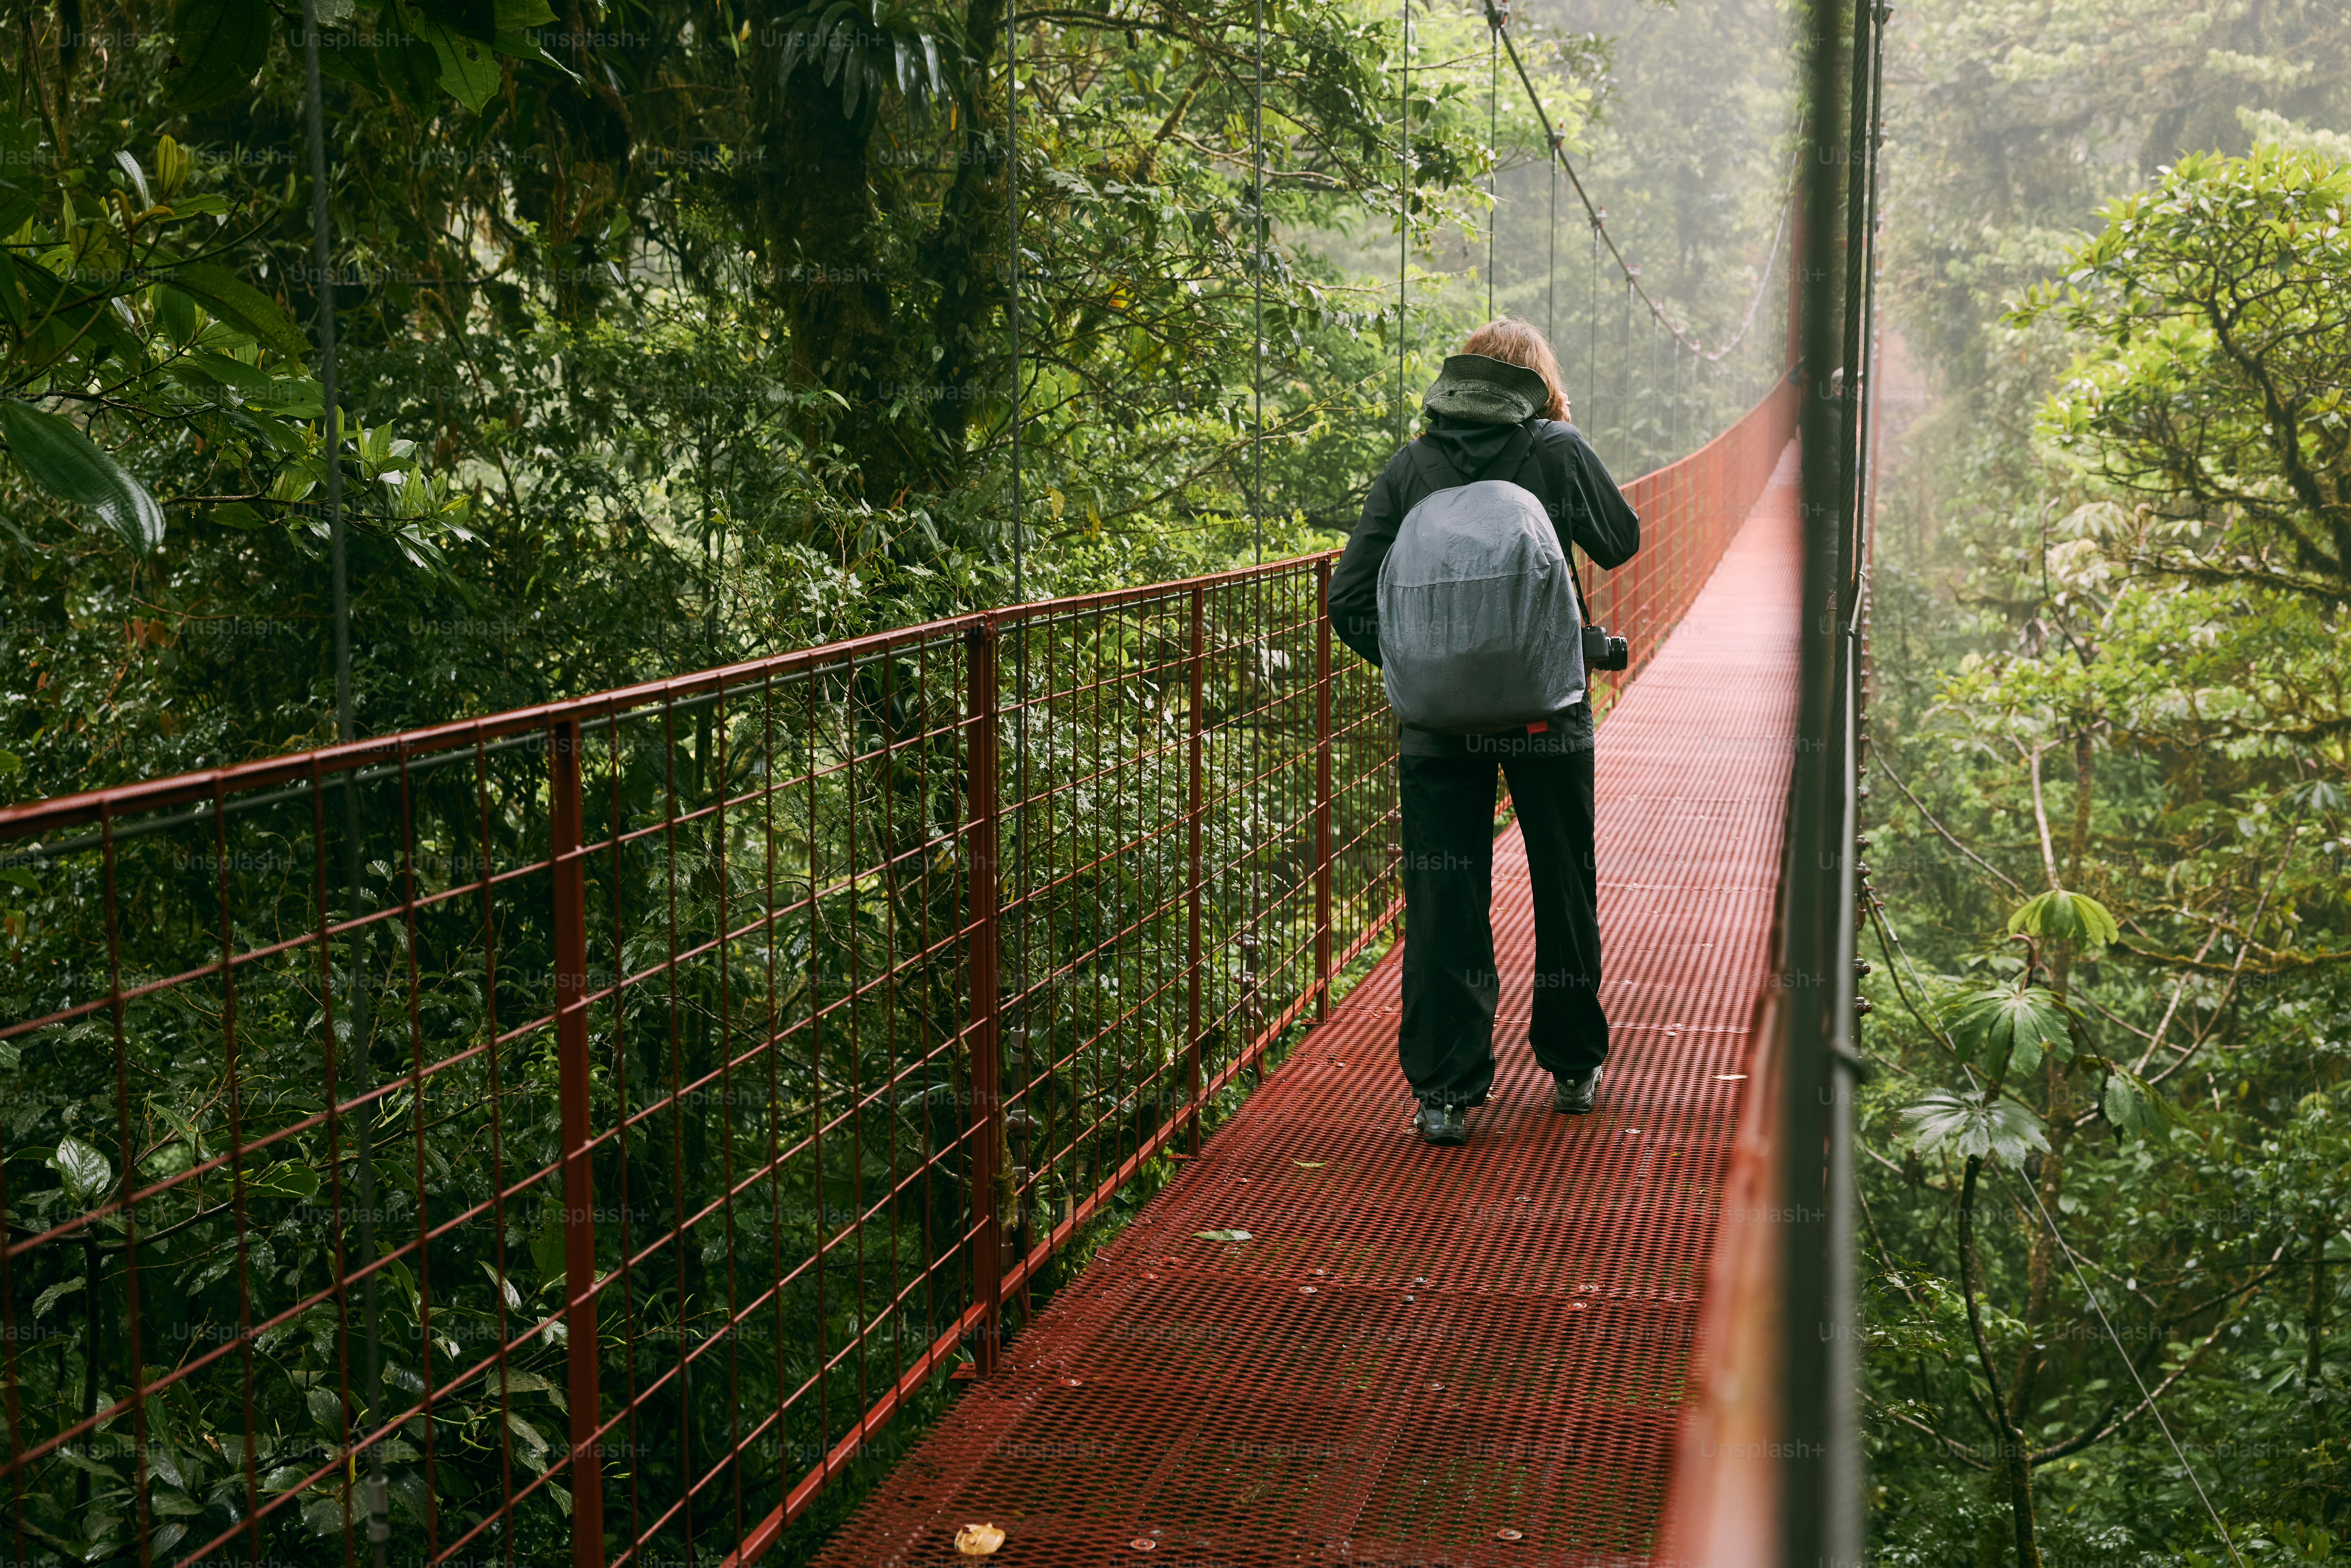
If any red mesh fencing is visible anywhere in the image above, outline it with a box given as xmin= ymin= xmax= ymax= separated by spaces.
xmin=0 ymin=385 xmax=1795 ymax=1568
xmin=1590 ymin=376 xmax=1799 ymax=714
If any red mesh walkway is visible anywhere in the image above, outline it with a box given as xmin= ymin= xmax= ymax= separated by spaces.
xmin=813 ymin=445 xmax=1803 ymax=1567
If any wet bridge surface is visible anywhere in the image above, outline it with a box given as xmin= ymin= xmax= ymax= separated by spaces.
xmin=816 ymin=447 xmax=1803 ymax=1567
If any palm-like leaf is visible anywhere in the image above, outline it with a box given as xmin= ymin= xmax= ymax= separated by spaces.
xmin=1942 ymin=981 xmax=2075 ymax=1077
xmin=776 ymin=0 xmax=957 ymax=119
xmin=2006 ymin=888 xmax=2120 ymax=949
xmin=1900 ymin=1089 xmax=2049 ymax=1169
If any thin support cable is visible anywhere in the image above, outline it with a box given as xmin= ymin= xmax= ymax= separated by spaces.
xmin=1587 ymin=215 xmax=1598 ymax=429
xmin=1546 ymin=134 xmax=1559 ymax=350
xmin=1852 ymin=0 xmax=1890 ymax=607
xmin=1619 ymin=270 xmax=1632 ymax=446
xmin=1494 ymin=21 xmax=1792 ymax=363
xmin=1648 ymin=308 xmax=1658 ymax=466
xmin=1865 ymin=899 xmax=2251 ymax=1568
xmin=1486 ymin=9 xmax=1498 ymax=320
xmin=1398 ymin=0 xmax=1410 ymax=444
xmin=1254 ymin=0 xmax=1265 ymax=567
xmin=1006 ymin=0 xmax=1023 ymax=606
xmin=1004 ymin=0 xmax=1031 ymax=1195
xmin=302 ymin=8 xmax=388 ymax=1564
xmin=2000 ymin=1168 xmax=2249 ymax=1568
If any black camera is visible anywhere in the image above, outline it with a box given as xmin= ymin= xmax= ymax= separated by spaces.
xmin=1583 ymin=624 xmax=1630 ymax=672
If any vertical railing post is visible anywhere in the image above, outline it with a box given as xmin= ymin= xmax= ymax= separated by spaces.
xmin=1184 ymin=585 xmax=1207 ymax=1154
xmin=962 ymin=620 xmax=1005 ymax=1375
xmin=549 ymin=719 xmax=605 ymax=1568
xmin=1313 ymin=561 xmax=1333 ymax=1021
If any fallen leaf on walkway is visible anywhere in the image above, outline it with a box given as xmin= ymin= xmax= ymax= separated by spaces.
xmin=954 ymin=1523 xmax=1005 ymax=1555
xmin=1293 ymin=1160 xmax=1325 ymax=1167
xmin=1193 ymin=1229 xmax=1251 ymax=1242
xmin=1496 ymin=1528 xmax=1525 ymax=1541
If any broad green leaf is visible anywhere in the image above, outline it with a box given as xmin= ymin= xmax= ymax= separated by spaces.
xmin=481 ymin=1366 xmax=565 ymax=1412
xmin=1942 ymin=982 xmax=2075 ymax=1077
xmin=247 ymin=377 xmax=326 ymax=418
xmin=113 ymin=151 xmax=153 ymax=210
xmin=1 ymin=400 xmax=166 ymax=553
xmin=165 ymin=0 xmax=272 ymax=112
xmin=246 ymin=1160 xmax=321 ymax=1199
xmin=506 ymin=1409 xmax=550 ymax=1456
xmin=31 ymin=1276 xmax=84 ymax=1318
xmin=494 ymin=0 xmax=557 ymax=24
xmin=478 ymin=1258 xmax=523 ymax=1311
xmin=300 ymin=1494 xmax=350 ymax=1536
xmin=45 ymin=1134 xmax=116 ymax=1212
xmin=398 ymin=1 xmax=504 ymax=111
xmin=188 ymin=350 xmax=277 ymax=393
xmin=155 ymin=285 xmax=200 ymax=345
xmin=2100 ymin=1068 xmax=2176 ymax=1141
xmin=304 ymin=1385 xmax=344 ymax=1430
xmin=154 ymin=134 xmax=192 ymax=198
xmin=2007 ymin=889 xmax=2120 ymax=949
xmin=159 ymin=263 xmax=310 ymax=361
xmin=1899 ymin=1089 xmax=2049 ymax=1169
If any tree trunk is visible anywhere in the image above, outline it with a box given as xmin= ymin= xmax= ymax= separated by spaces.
xmin=2310 ymin=1223 xmax=2330 ymax=1432
xmin=1960 ymin=1155 xmax=2043 ymax=1567
xmin=922 ymin=0 xmax=1011 ymax=470
xmin=2067 ymin=727 xmax=2093 ymax=887
xmin=749 ymin=40 xmax=915 ymax=503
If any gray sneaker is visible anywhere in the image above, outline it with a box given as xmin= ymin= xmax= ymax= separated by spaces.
xmin=1552 ymin=1067 xmax=1602 ymax=1115
xmin=1415 ymin=1102 xmax=1469 ymax=1145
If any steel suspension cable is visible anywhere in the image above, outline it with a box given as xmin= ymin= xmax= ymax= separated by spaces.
xmin=1487 ymin=9 xmax=1499 ymax=319
xmin=1546 ymin=132 xmax=1559 ymax=349
xmin=1397 ymin=0 xmax=1409 ymax=444
xmin=1587 ymin=214 xmax=1598 ymax=425
xmin=1007 ymin=0 xmax=1024 ymax=604
xmin=301 ymin=9 xmax=390 ymax=1564
xmin=1487 ymin=11 xmax=1793 ymax=365
xmin=1254 ymin=0 xmax=1265 ymax=566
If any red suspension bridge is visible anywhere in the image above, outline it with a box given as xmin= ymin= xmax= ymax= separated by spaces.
xmin=0 ymin=377 xmax=1854 ymax=1568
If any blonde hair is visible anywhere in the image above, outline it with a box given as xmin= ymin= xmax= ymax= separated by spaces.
xmin=1460 ymin=317 xmax=1569 ymax=423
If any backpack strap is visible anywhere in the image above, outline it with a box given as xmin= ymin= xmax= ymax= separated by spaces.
xmin=1528 ymin=422 xmax=1597 ymax=626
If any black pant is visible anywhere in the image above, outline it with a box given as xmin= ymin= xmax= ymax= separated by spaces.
xmin=1396 ymin=738 xmax=1608 ymax=1106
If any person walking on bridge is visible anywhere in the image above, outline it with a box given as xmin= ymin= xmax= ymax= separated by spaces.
xmin=1328 ymin=319 xmax=1641 ymax=1147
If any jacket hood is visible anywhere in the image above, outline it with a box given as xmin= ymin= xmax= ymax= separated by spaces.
xmin=1419 ymin=410 xmax=1532 ymax=485
xmin=1421 ymin=352 xmax=1549 ymax=425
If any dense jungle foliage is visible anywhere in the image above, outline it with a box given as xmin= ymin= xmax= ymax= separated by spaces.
xmin=7 ymin=0 xmax=2346 ymax=1563
xmin=0 ymin=0 xmax=1792 ymax=1565
xmin=1858 ymin=1 xmax=2351 ymax=1562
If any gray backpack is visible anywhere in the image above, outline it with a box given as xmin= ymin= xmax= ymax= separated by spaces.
xmin=1377 ymin=423 xmax=1586 ymax=733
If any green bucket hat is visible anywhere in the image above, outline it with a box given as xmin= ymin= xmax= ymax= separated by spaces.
xmin=1421 ymin=352 xmax=1549 ymax=425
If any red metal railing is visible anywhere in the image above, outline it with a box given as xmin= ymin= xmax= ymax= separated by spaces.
xmin=1589 ymin=376 xmax=1799 ymax=711
xmin=0 ymin=384 xmax=1795 ymax=1568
